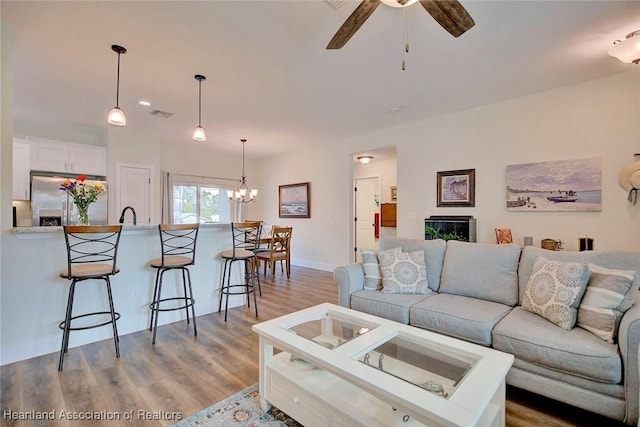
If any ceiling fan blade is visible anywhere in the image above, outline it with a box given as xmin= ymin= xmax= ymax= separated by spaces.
xmin=326 ymin=0 xmax=382 ymax=49
xmin=418 ymin=0 xmax=475 ymax=38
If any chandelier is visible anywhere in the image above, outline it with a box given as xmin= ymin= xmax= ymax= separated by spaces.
xmin=227 ymin=139 xmax=258 ymax=203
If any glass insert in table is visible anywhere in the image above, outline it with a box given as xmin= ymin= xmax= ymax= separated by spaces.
xmin=286 ymin=311 xmax=379 ymax=350
xmin=358 ymin=335 xmax=479 ymax=399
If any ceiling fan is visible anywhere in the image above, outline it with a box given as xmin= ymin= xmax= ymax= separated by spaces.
xmin=326 ymin=0 xmax=475 ymax=49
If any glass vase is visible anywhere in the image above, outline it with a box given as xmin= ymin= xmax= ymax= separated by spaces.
xmin=76 ymin=204 xmax=90 ymax=226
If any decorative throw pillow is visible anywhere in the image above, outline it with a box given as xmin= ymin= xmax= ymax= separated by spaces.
xmin=522 ymin=257 xmax=590 ymax=330
xmin=361 ymin=247 xmax=401 ymax=290
xmin=577 ymin=264 xmax=638 ymax=343
xmin=379 ymin=250 xmax=429 ymax=294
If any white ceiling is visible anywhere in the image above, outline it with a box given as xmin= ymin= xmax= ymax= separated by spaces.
xmin=3 ymin=1 xmax=639 ymax=159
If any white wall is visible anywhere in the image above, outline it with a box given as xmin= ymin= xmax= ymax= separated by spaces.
xmin=254 ymin=71 xmax=640 ymax=272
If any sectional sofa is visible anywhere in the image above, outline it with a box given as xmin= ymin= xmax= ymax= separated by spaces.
xmin=334 ymin=237 xmax=640 ymax=425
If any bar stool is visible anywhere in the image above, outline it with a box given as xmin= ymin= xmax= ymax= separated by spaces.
xmin=58 ymin=225 xmax=123 ymax=371
xmin=148 ymin=223 xmax=199 ymax=344
xmin=218 ymin=221 xmax=262 ymax=321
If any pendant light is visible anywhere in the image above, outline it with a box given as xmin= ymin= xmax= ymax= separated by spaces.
xmin=107 ymin=45 xmax=127 ymax=126
xmin=192 ymin=74 xmax=207 ymax=141
xmin=227 ymin=139 xmax=258 ymax=203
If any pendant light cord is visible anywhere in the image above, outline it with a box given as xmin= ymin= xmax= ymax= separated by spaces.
xmin=241 ymin=139 xmax=246 ymax=178
xmin=115 ymin=52 xmax=121 ymax=106
xmin=198 ymin=79 xmax=202 ymax=126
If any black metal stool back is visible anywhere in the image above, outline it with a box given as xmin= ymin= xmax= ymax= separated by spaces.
xmin=218 ymin=221 xmax=262 ymax=321
xmin=149 ymin=223 xmax=199 ymax=344
xmin=58 ymin=225 xmax=123 ymax=371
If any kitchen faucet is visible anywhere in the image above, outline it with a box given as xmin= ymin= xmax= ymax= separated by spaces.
xmin=119 ymin=206 xmax=137 ymax=225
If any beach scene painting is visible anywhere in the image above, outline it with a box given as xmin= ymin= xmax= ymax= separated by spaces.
xmin=506 ymin=158 xmax=601 ymax=212
xmin=279 ymin=182 xmax=310 ymax=218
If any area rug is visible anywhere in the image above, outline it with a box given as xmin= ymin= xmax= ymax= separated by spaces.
xmin=174 ymin=384 xmax=302 ymax=427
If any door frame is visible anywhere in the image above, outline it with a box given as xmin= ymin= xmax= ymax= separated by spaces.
xmin=353 ymin=175 xmax=381 ymax=262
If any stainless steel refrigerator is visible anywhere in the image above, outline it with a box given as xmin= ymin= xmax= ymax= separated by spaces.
xmin=31 ymin=172 xmax=108 ymax=226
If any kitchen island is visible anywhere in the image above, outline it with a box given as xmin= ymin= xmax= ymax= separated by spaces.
xmin=1 ymin=223 xmax=246 ymax=365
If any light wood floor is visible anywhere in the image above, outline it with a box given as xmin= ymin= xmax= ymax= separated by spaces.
xmin=0 ymin=266 xmax=627 ymax=427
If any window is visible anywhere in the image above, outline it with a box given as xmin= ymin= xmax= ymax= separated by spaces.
xmin=172 ymin=180 xmax=233 ymax=224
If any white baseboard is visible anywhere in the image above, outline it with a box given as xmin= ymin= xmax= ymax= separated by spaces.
xmin=291 ymin=258 xmax=336 ymax=273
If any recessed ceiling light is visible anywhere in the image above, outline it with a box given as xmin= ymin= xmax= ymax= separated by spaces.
xmin=138 ymin=100 xmax=151 ymax=107
xmin=388 ymin=106 xmax=401 ymax=113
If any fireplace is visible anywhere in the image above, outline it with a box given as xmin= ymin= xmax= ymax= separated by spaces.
xmin=425 ymin=216 xmax=476 ymax=242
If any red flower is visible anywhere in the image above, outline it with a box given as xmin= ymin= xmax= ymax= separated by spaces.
xmin=77 ymin=175 xmax=87 ymax=182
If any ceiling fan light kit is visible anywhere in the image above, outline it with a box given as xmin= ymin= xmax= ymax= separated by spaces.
xmin=326 ymin=0 xmax=475 ymax=50
xmin=381 ymin=0 xmax=419 ymax=8
xmin=107 ymin=44 xmax=127 ymax=126
xmin=192 ymin=74 xmax=207 ymax=141
xmin=608 ymin=30 xmax=640 ymax=64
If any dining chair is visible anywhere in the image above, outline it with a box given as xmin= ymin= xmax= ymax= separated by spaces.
xmin=257 ymin=226 xmax=293 ymax=279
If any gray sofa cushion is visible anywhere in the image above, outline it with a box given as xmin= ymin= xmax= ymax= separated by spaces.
xmin=350 ymin=290 xmax=434 ymax=324
xmin=518 ymin=246 xmax=640 ymax=305
xmin=379 ymin=237 xmax=446 ymax=292
xmin=409 ymin=293 xmax=512 ymax=346
xmin=493 ymin=307 xmax=622 ymax=384
xmin=439 ymin=240 xmax=521 ymax=306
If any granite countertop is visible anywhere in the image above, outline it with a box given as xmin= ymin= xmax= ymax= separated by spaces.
xmin=12 ymin=223 xmax=228 ymax=234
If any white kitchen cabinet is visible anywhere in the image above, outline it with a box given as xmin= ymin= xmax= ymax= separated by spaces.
xmin=28 ymin=136 xmax=106 ymax=176
xmin=69 ymin=144 xmax=107 ymax=176
xmin=12 ymin=139 xmax=31 ymax=200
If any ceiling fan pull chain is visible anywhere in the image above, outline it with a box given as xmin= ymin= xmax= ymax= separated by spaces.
xmin=402 ymin=8 xmax=409 ymax=70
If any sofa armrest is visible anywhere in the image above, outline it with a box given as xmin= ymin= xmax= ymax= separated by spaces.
xmin=619 ymin=293 xmax=640 ymax=426
xmin=333 ymin=263 xmax=365 ymax=308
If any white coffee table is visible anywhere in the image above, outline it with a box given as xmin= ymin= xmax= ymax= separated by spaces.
xmin=252 ymin=303 xmax=514 ymax=427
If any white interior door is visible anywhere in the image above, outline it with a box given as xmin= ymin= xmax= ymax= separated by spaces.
xmin=117 ymin=164 xmax=151 ymax=225
xmin=354 ymin=177 xmax=379 ymax=262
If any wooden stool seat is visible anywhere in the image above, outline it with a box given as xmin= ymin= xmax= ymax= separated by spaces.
xmin=220 ymin=249 xmax=255 ymax=260
xmin=149 ymin=255 xmax=193 ymax=268
xmin=60 ymin=264 xmax=120 ymax=279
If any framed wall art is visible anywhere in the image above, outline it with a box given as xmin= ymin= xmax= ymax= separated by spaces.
xmin=437 ymin=169 xmax=475 ymax=207
xmin=279 ymin=182 xmax=310 ymax=218
xmin=390 ymin=186 xmax=397 ymax=201
xmin=505 ymin=158 xmax=601 ymax=212
xmin=495 ymin=228 xmax=513 ymax=244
